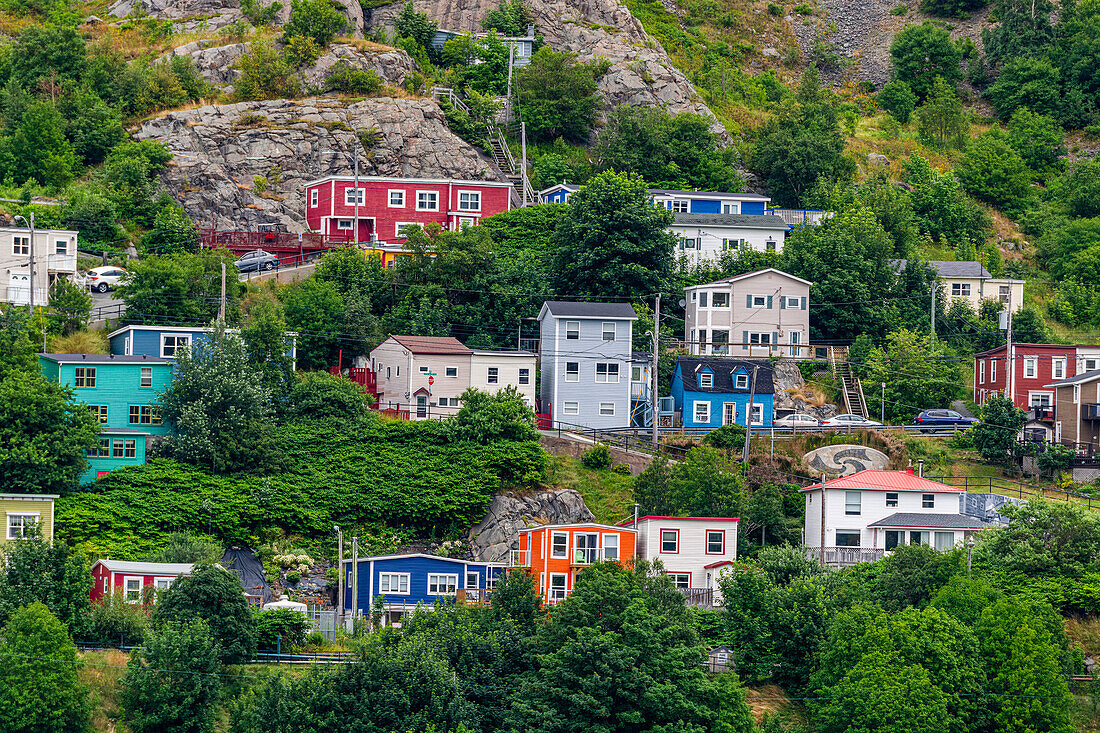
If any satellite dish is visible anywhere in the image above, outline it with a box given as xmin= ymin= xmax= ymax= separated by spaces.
xmin=678 ymin=299 xmax=686 ymax=308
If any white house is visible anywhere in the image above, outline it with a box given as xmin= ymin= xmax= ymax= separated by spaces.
xmin=469 ymin=349 xmax=537 ymax=406
xmin=0 ymin=227 xmax=78 ymax=306
xmin=669 ymin=213 xmax=789 ymax=264
xmin=624 ymin=515 xmax=739 ymax=605
xmin=801 ymin=469 xmax=985 ymax=567
xmin=684 ymin=268 xmax=812 ymax=358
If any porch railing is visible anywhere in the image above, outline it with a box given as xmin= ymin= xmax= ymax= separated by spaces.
xmin=804 ymin=546 xmax=885 ymax=566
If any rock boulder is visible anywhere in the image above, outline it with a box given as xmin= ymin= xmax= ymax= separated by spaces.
xmin=467 ymin=488 xmax=595 ymax=563
xmin=301 ymin=43 xmax=418 ymax=90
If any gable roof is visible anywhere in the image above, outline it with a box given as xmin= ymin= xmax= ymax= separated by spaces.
xmin=867 ymin=512 xmax=985 ymax=529
xmin=540 ymin=301 xmax=638 ymax=320
xmin=388 ymin=335 xmax=472 ymax=355
xmin=93 ymin=559 xmax=194 ymax=574
xmin=39 ymin=353 xmax=172 ymax=364
xmin=687 ymin=268 xmax=813 ymax=289
xmin=1046 ymin=368 xmax=1100 ymax=388
xmin=538 ymin=183 xmax=580 ymax=195
xmin=672 ymin=213 xmax=788 ymax=230
xmin=675 ymin=357 xmax=774 ymax=394
xmin=798 ymin=470 xmax=964 ymax=493
xmin=928 ymin=260 xmax=992 ymax=279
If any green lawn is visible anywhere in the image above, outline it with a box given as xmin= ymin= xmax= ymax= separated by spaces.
xmin=546 ymin=455 xmax=635 ymax=525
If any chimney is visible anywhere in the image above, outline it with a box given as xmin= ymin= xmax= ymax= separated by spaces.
xmin=906 ymin=467 xmax=915 ymax=476
xmin=918 ymin=460 xmax=924 ymax=478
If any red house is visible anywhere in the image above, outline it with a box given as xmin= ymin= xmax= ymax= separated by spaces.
xmin=90 ymin=559 xmax=194 ymax=604
xmin=303 ymin=175 xmax=514 ymax=242
xmin=974 ymin=344 xmax=1100 ymax=413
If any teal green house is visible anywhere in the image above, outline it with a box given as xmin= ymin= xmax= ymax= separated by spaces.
xmin=38 ymin=354 xmax=174 ymax=485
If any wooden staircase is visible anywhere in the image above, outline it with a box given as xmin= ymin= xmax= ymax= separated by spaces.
xmin=829 ymin=346 xmax=868 ymax=418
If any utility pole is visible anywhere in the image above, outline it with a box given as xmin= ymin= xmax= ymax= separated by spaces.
xmin=930 ymin=283 xmax=936 ymax=352
xmin=505 ymin=42 xmax=515 ymax=116
xmin=881 ymin=381 xmax=885 ymax=424
xmin=819 ymin=474 xmax=826 ymax=565
xmin=26 ymin=211 xmax=35 ymax=317
xmin=1006 ymin=289 xmax=1014 ymax=405
xmin=334 ymin=526 xmax=344 ymax=631
xmin=218 ymin=262 xmax=226 ymax=324
xmin=742 ymin=365 xmax=760 ymax=464
xmin=350 ymin=536 xmax=358 ymax=632
xmin=651 ymin=293 xmax=660 ymax=447
xmin=520 ymin=122 xmax=529 ymax=206
xmin=353 ymin=146 xmax=360 ymax=247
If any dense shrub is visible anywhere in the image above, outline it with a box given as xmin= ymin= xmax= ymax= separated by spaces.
xmin=877 ymin=78 xmax=918 ymax=123
xmin=702 ymin=423 xmax=747 ymax=450
xmin=323 ymin=64 xmax=384 ymax=95
xmin=253 ymin=607 xmax=311 ymax=650
xmin=580 ymin=444 xmax=612 ymax=470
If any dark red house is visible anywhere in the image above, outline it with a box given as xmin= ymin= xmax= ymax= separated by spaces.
xmin=90 ymin=559 xmax=194 ymax=604
xmin=973 ymin=344 xmax=1100 ymax=412
xmin=303 ymin=175 xmax=514 ymax=242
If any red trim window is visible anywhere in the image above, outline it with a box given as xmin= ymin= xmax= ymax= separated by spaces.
xmin=705 ymin=529 xmax=725 ymax=555
xmin=660 ymin=528 xmax=680 ymax=554
xmin=667 ymin=572 xmax=691 ymax=588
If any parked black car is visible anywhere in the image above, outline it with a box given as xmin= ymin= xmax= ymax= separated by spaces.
xmin=911 ymin=409 xmax=979 ymax=432
xmin=234 ymin=249 xmax=279 ymax=272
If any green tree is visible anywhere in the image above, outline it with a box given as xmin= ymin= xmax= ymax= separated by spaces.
xmin=117 ymin=249 xmax=243 ymax=326
xmin=1006 ymin=108 xmax=1064 ymax=177
xmin=143 ymin=533 xmax=224 ymax=564
xmin=282 ymin=0 xmax=347 ymax=47
xmin=981 ymin=0 xmax=1056 ymax=70
xmin=930 ymin=575 xmax=1004 ymax=626
xmin=47 ymin=277 xmax=92 ymax=336
xmin=877 ymin=78 xmax=918 ymax=123
xmin=0 ymin=307 xmax=37 ymax=378
xmin=60 ymin=88 xmax=124 ymax=166
xmin=916 ymin=77 xmax=969 ymax=148
xmin=549 ymin=170 xmax=674 ymax=300
xmin=1059 ymin=159 xmax=1100 ymax=219
xmin=922 ymin=0 xmax=985 ymax=17
xmin=280 ymin=276 xmax=347 ymax=370
xmin=448 ymin=386 xmax=539 ymax=443
xmin=634 ymin=447 xmax=746 ymax=518
xmin=717 ymin=565 xmax=780 ymax=680
xmin=1010 ymin=307 xmax=1049 ymax=343
xmin=483 ymin=0 xmax=536 ymax=35
xmin=241 ymin=296 xmax=294 ymax=392
xmin=490 ymin=565 xmax=542 ymax=632
xmin=253 ymin=607 xmax=310 ymax=649
xmin=286 ymin=371 xmax=372 ymax=422
xmin=0 ymin=370 xmax=99 ymax=493
xmin=865 ymin=329 xmax=963 ymax=424
xmin=10 ymin=24 xmax=86 ymax=90
xmin=903 ymin=155 xmax=988 ymax=245
xmin=121 ymin=618 xmax=221 ymax=733
xmin=394 ymin=0 xmax=438 ymax=52
xmin=985 ymin=56 xmax=1062 ymax=120
xmin=955 ymin=132 xmax=1033 ymax=213
xmin=10 ymin=100 xmax=78 ymax=189
xmin=157 ymin=326 xmax=274 ymax=473
xmin=0 ymin=534 xmax=93 ymax=634
xmin=815 ymin=652 xmax=951 ymax=733
xmin=889 ymin=23 xmax=962 ymax=99
xmin=977 ymin=500 xmax=1100 ymax=579
xmin=141 ymin=203 xmax=200 ymax=254
xmin=152 ymin=563 xmax=257 ymax=665
xmin=232 ymin=39 xmax=301 ymax=101
xmin=971 ymin=393 xmax=1026 ymax=464
xmin=515 ymin=47 xmax=601 ymax=144
xmin=0 ymin=602 xmax=88 ymax=733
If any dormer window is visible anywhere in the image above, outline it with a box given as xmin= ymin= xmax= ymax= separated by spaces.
xmin=735 ymin=373 xmax=748 ymax=389
xmin=700 ymin=373 xmax=713 ymax=388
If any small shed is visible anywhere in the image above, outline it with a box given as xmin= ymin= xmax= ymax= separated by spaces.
xmin=264 ymin=595 xmax=307 ymax=613
xmin=706 ymin=646 xmax=736 ymax=673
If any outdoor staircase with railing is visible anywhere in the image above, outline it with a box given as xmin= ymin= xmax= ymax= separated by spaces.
xmin=829 ymin=345 xmax=868 ymax=418
xmin=432 ymin=86 xmax=535 ymax=206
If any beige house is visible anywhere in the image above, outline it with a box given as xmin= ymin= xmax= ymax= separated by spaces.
xmin=684 ymin=268 xmax=812 ymax=358
xmin=1047 ymin=369 xmax=1100 ymax=447
xmin=927 ymin=261 xmax=1024 ymax=314
xmin=0 ymin=227 xmax=79 ymax=306
xmin=369 ymin=335 xmax=535 ymax=419
xmin=2 ymin=494 xmax=57 ymax=545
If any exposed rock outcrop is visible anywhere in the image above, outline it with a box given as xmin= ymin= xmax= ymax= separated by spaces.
xmin=363 ymin=0 xmax=725 ymax=136
xmin=108 ymin=0 xmax=363 ymax=34
xmin=772 ymin=359 xmax=838 ymax=420
xmin=301 ymin=43 xmax=418 ymax=90
xmin=161 ymin=40 xmax=249 ymax=87
xmin=134 ymin=96 xmax=507 ymax=230
xmin=467 ymin=489 xmax=594 ymax=563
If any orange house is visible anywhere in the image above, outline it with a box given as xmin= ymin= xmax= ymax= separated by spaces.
xmin=513 ymin=523 xmax=638 ymax=603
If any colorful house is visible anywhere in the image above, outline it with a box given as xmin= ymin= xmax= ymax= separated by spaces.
xmin=90 ymin=559 xmax=194 ymax=603
xmin=304 ymin=175 xmax=514 ymax=243
xmin=107 ymin=325 xmax=297 ymax=366
xmin=622 ymin=515 xmax=740 ymax=605
xmin=39 ymin=353 xmax=174 ymax=484
xmin=671 ymin=357 xmax=774 ymax=430
xmin=2 ymin=493 xmax=57 ymax=545
xmin=512 ymin=523 xmax=638 ymax=604
xmin=342 ymin=553 xmax=506 ymax=625
xmin=537 ymin=184 xmax=773 ymax=214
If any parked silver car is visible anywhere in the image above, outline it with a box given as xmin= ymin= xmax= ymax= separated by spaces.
xmin=234 ymin=249 xmax=279 ymax=272
xmin=820 ymin=414 xmax=884 ymax=428
xmin=774 ymin=413 xmax=821 ymax=429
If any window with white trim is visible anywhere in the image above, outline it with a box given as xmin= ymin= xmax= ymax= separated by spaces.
xmin=395 ymin=223 xmax=420 ymax=237
xmin=310 ymin=189 xmax=318 ymax=207
xmin=979 ymin=361 xmax=985 ymax=384
xmin=486 ymin=572 xmax=497 ymax=590
xmin=991 ymin=360 xmax=997 ymax=381
xmin=379 ymin=573 xmax=410 ymax=593
xmin=337 ymin=219 xmax=353 ymax=230
xmin=458 ymin=191 xmax=481 ymax=211
xmin=698 ymin=293 xmax=708 ymax=308
xmin=706 ymin=530 xmax=724 ymax=554
xmin=1024 ymin=357 xmax=1037 ymax=378
xmin=75 ymin=367 xmax=96 ymax=388
xmin=602 ymin=322 xmax=616 ymax=341
xmin=922 ymin=494 xmax=935 ymax=509
xmin=416 ymin=191 xmax=439 ymax=211
xmin=427 ymin=574 xmax=458 ymax=595
xmin=445 ymin=367 xmax=458 ymax=377
xmin=951 ymin=283 xmax=971 ymax=297
xmin=599 ymin=402 xmax=615 ymax=416
xmin=712 ymin=292 xmax=729 ymax=308
xmin=694 ymin=401 xmax=710 ymax=423
xmin=748 ymin=332 xmax=772 ymax=345
xmin=845 ymin=491 xmax=861 ymax=515
xmin=668 ymin=573 xmax=690 ymax=589
xmin=124 ymin=577 xmax=143 ymax=604
xmin=1053 ymin=358 xmax=1066 ymax=379
xmin=563 ymin=401 xmax=579 ymax=415
xmin=700 ymin=373 xmax=713 ymax=388
xmin=595 ymin=363 xmax=619 ymax=383
xmin=735 ymin=374 xmax=748 ymax=389
xmin=785 ymin=296 xmax=800 ymax=308
xmin=551 ymin=531 xmax=568 ymax=558
xmin=603 ymin=534 xmax=619 ymax=561
xmin=670 ymin=199 xmax=689 ymax=213
xmin=140 ymin=367 xmax=153 ymax=387
xmin=886 ymin=492 xmax=898 ymax=507
xmin=7 ymin=513 xmax=37 ymax=540
xmin=466 ymin=571 xmax=479 ymax=589
xmin=548 ymin=573 xmax=567 ymax=601
xmin=565 ymin=362 xmax=579 ymax=382
xmin=565 ymin=321 xmax=579 ymax=340
xmin=487 ymin=367 xmax=498 ymax=384
xmin=161 ymin=335 xmax=190 ymax=358
xmin=750 ymin=403 xmax=764 ymax=425
xmin=344 ymin=187 xmax=364 ymax=206
xmin=519 ymin=368 xmax=530 ymax=385
xmin=388 ymin=190 xmax=405 ymax=207
xmin=750 ymin=295 xmax=766 ymax=308
xmin=12 ymin=236 xmax=28 ymax=255
xmin=55 ymin=240 xmax=67 ymax=255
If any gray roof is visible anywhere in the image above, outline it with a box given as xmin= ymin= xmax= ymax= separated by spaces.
xmin=676 ymin=357 xmax=774 ymax=394
xmin=672 ymin=213 xmax=789 ymax=230
xmin=95 ymin=559 xmax=195 ymax=574
xmin=541 ymin=301 xmax=638 ymax=319
xmin=928 ymin=260 xmax=992 ymax=279
xmin=1046 ymin=368 xmax=1100 ymax=388
xmin=100 ymin=427 xmax=152 ymax=435
xmin=39 ymin=353 xmax=172 ymax=364
xmin=868 ymin=512 xmax=986 ymax=529
xmin=650 ymin=188 xmax=771 ymax=201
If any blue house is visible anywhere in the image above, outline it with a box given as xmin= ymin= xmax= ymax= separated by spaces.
xmin=342 ymin=553 xmax=506 ymax=625
xmin=671 ymin=357 xmax=774 ymax=430
xmin=538 ymin=184 xmax=773 ymax=215
xmin=538 ymin=183 xmax=580 ymax=204
xmin=108 ymin=325 xmax=296 ymax=365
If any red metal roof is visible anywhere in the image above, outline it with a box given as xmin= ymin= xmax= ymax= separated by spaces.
xmin=703 ymin=560 xmax=737 ymax=569
xmin=618 ymin=516 xmax=741 ymax=526
xmin=389 ymin=335 xmax=471 ymax=355
xmin=798 ymin=470 xmax=964 ymax=493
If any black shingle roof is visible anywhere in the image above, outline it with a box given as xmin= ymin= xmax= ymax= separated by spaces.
xmin=867 ymin=512 xmax=986 ymax=529
xmin=676 ymin=357 xmax=774 ymax=394
xmin=542 ymin=301 xmax=637 ymax=319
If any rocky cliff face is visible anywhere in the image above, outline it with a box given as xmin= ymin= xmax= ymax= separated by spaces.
xmin=134 ymin=96 xmax=507 ymax=230
xmin=467 ymin=489 xmax=594 ymax=563
xmin=109 ymin=0 xmax=363 ymax=33
xmin=364 ymin=0 xmax=724 ymax=135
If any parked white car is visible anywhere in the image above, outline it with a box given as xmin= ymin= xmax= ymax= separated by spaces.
xmin=774 ymin=413 xmax=821 ymax=429
xmin=820 ymin=414 xmax=883 ymax=428
xmin=86 ymin=266 xmax=127 ymax=293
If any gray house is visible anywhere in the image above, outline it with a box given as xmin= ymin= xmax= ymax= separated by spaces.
xmin=538 ymin=301 xmax=637 ymax=429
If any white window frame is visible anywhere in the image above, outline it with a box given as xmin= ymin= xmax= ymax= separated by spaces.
xmin=1029 ymin=391 xmax=1053 ymax=407
xmin=602 ymin=534 xmax=619 ymax=561
xmin=934 ymin=531 xmax=955 ymax=551
xmin=310 ymin=189 xmax=319 ymax=208
xmin=564 ymin=362 xmax=579 ymax=382
xmin=344 ymin=187 xmax=365 ymax=206
xmin=548 ymin=573 xmax=568 ymax=602
xmin=886 ymin=492 xmax=899 ymax=507
xmin=1053 ymin=358 xmax=1066 ymax=379
xmin=388 ymin=189 xmax=406 ymax=208
xmin=123 ymin=576 xmax=144 ymax=604
xmin=979 ymin=361 xmax=985 ymax=384
xmin=445 ymin=366 xmax=458 ymax=378
xmin=416 ymin=190 xmax=439 ymax=212
xmin=565 ymin=321 xmax=579 ymax=340
xmin=379 ymin=573 xmax=410 ymax=594
xmin=161 ymin=335 xmax=190 ymax=358
xmin=668 ymin=573 xmax=691 ymax=589
xmin=661 ymin=529 xmax=679 ymax=553
xmin=599 ymin=402 xmax=615 ymax=416
xmin=748 ymin=332 xmax=772 ymax=345
xmin=153 ymin=576 xmax=176 ymax=592
xmin=602 ymin=322 xmax=616 ymax=341
xmin=735 ymin=374 xmax=748 ymax=389
xmin=551 ymin=531 xmax=569 ymax=558
xmin=595 ymin=363 xmax=620 ymax=383
xmin=991 ymin=359 xmax=997 ymax=382
xmin=457 ymin=190 xmax=482 ymax=211
xmin=693 ymin=401 xmax=711 ymax=424
xmin=670 ymin=199 xmax=689 ymax=213
xmin=395 ymin=222 xmax=420 ymax=238
xmin=711 ymin=292 xmax=730 ymax=308
xmin=951 ymin=282 xmax=971 ymax=297
xmin=6 ymin=512 xmax=39 ymax=540
xmin=706 ymin=530 xmax=724 ymax=555
xmin=12 ymin=235 xmax=28 ymax=255
xmin=427 ymin=574 xmax=458 ymax=595
xmin=519 ymin=368 xmax=530 ymax=385
xmin=835 ymin=530 xmax=861 ymax=548
xmin=750 ymin=295 xmax=767 ymax=309
xmin=140 ymin=367 xmax=152 ymax=388
xmin=922 ymin=494 xmax=935 ymax=509
xmin=750 ymin=402 xmax=765 ymax=426
xmin=465 ymin=571 xmax=480 ymax=589
xmin=700 ymin=373 xmax=714 ymax=388
xmin=487 ymin=367 xmax=499 ymax=384
xmin=845 ymin=491 xmax=861 ymax=516
xmin=55 ymin=240 xmax=67 ymax=255
xmin=1024 ymin=357 xmax=1037 ymax=379
xmin=563 ymin=401 xmax=579 ymax=416
xmin=785 ymin=296 xmax=800 ymax=309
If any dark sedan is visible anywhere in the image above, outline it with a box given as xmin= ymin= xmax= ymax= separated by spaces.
xmin=234 ymin=249 xmax=279 ymax=272
xmin=911 ymin=409 xmax=978 ymax=432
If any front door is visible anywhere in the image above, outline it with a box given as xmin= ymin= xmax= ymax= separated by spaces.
xmin=723 ymin=403 xmax=737 ymax=426
xmin=416 ymin=396 xmax=427 ymax=418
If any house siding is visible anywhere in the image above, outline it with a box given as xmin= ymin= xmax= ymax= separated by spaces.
xmin=633 ymin=518 xmax=739 ymax=594
xmin=0 ymin=495 xmax=55 ymax=545
xmin=343 ymin=555 xmax=505 ymax=610
xmin=973 ymin=344 xmax=1080 ymax=410
xmin=469 ymin=352 xmax=537 ymax=406
xmin=41 ymin=357 xmax=174 ymax=436
xmin=804 ymin=487 xmax=964 ymax=550
xmin=670 ymin=359 xmax=774 ymax=429
xmin=669 ymin=223 xmax=786 ymax=263
xmin=517 ymin=524 xmax=637 ymax=603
